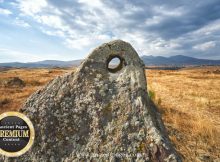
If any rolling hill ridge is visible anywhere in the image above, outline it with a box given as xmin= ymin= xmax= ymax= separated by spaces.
xmin=0 ymin=55 xmax=220 ymax=67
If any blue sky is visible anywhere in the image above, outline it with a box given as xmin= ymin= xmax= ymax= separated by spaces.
xmin=0 ymin=0 xmax=220 ymax=63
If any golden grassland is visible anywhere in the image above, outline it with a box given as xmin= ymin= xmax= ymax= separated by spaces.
xmin=0 ymin=66 xmax=219 ymax=161
xmin=147 ymin=66 xmax=220 ymax=162
xmin=0 ymin=68 xmax=73 ymax=113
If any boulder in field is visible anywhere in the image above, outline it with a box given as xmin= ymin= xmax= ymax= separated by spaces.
xmin=2 ymin=40 xmax=181 ymax=161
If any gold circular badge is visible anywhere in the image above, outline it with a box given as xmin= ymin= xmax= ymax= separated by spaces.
xmin=0 ymin=111 xmax=35 ymax=157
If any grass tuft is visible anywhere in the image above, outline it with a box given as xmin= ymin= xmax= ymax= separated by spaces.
xmin=148 ymin=90 xmax=155 ymax=100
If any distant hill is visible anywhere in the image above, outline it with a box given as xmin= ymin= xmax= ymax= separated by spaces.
xmin=141 ymin=55 xmax=220 ymax=66
xmin=0 ymin=55 xmax=220 ymax=68
xmin=0 ymin=60 xmax=82 ymax=68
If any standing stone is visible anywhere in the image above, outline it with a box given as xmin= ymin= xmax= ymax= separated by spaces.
xmin=2 ymin=40 xmax=181 ymax=161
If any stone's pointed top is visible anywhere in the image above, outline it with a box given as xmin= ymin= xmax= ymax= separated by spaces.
xmin=95 ymin=39 xmax=132 ymax=48
xmin=1 ymin=40 xmax=181 ymax=162
xmin=104 ymin=39 xmax=128 ymax=44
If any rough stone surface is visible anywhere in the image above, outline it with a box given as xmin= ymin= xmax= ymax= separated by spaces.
xmin=1 ymin=40 xmax=181 ymax=161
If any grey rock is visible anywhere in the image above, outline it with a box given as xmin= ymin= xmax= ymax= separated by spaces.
xmin=1 ymin=40 xmax=181 ymax=161
xmin=3 ymin=77 xmax=25 ymax=87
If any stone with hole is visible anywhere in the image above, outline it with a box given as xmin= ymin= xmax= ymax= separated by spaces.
xmin=1 ymin=40 xmax=181 ymax=161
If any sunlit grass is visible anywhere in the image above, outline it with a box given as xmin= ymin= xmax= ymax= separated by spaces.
xmin=147 ymin=66 xmax=220 ymax=161
xmin=0 ymin=68 xmax=73 ymax=113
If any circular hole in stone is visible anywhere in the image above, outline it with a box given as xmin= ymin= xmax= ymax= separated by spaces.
xmin=107 ymin=55 xmax=124 ymax=73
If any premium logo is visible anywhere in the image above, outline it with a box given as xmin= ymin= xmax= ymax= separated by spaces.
xmin=0 ymin=111 xmax=35 ymax=157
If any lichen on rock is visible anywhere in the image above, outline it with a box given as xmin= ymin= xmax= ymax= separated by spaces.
xmin=1 ymin=40 xmax=181 ymax=162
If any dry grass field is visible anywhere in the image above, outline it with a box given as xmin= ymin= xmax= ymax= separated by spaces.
xmin=0 ymin=68 xmax=73 ymax=113
xmin=0 ymin=66 xmax=219 ymax=161
xmin=147 ymin=66 xmax=220 ymax=162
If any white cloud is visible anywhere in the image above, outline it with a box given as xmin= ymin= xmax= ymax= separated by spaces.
xmin=35 ymin=15 xmax=69 ymax=31
xmin=144 ymin=6 xmax=185 ymax=27
xmin=78 ymin=0 xmax=103 ymax=8
xmin=193 ymin=41 xmax=216 ymax=51
xmin=124 ymin=4 xmax=143 ymax=13
xmin=153 ymin=6 xmax=185 ymax=17
xmin=12 ymin=0 xmax=220 ymax=59
xmin=145 ymin=16 xmax=162 ymax=26
xmin=40 ymin=28 xmax=66 ymax=37
xmin=65 ymin=34 xmax=111 ymax=50
xmin=18 ymin=0 xmax=119 ymax=50
xmin=0 ymin=8 xmax=12 ymax=15
xmin=0 ymin=48 xmax=42 ymax=62
xmin=193 ymin=19 xmax=220 ymax=35
xmin=17 ymin=0 xmax=47 ymax=16
xmin=14 ymin=17 xmax=30 ymax=28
